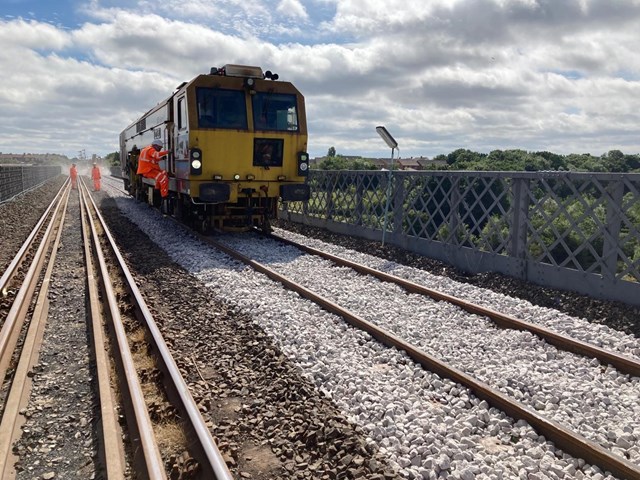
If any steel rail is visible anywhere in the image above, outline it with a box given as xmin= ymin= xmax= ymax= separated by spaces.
xmin=101 ymin=176 xmax=128 ymax=196
xmin=0 ymin=185 xmax=67 ymax=383
xmin=80 ymin=181 xmax=167 ymax=479
xmin=0 ymin=180 xmax=67 ymax=295
xmin=206 ymin=237 xmax=640 ymax=480
xmin=84 ymin=187 xmax=233 ymax=479
xmin=0 ymin=184 xmax=69 ymax=478
xmin=79 ymin=181 xmax=126 ymax=478
xmin=268 ymin=232 xmax=640 ymax=378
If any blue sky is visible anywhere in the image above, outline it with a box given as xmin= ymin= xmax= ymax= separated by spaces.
xmin=2 ymin=0 xmax=75 ymax=25
xmin=1 ymin=0 xmax=640 ymax=161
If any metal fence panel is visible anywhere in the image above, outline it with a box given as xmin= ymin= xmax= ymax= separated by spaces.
xmin=0 ymin=165 xmax=62 ymax=204
xmin=283 ymin=170 xmax=640 ymax=306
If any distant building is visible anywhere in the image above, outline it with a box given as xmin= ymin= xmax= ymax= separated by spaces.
xmin=398 ymin=157 xmax=422 ymax=170
xmin=368 ymin=158 xmax=389 ymax=169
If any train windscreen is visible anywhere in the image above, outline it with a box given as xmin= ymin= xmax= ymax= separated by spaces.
xmin=252 ymin=93 xmax=298 ymax=132
xmin=196 ymin=88 xmax=248 ymax=129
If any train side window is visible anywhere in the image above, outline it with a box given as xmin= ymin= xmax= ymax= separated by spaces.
xmin=178 ymin=97 xmax=187 ymax=130
xmin=252 ymin=93 xmax=298 ymax=132
xmin=196 ymin=88 xmax=247 ymax=130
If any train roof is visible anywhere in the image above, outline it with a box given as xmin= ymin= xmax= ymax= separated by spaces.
xmin=121 ymin=64 xmax=298 ymax=134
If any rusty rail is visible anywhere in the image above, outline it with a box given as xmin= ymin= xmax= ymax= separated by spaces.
xmin=269 ymin=232 xmax=640 ymax=378
xmin=207 ymin=235 xmax=640 ymax=480
xmin=80 ymin=180 xmax=167 ymax=479
xmin=0 ymin=183 xmax=69 ymax=477
xmin=83 ymin=183 xmax=233 ymax=480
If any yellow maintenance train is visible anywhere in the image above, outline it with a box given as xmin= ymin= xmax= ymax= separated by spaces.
xmin=120 ymin=64 xmax=310 ymax=231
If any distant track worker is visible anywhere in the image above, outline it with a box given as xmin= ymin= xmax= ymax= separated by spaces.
xmin=91 ymin=163 xmax=101 ymax=191
xmin=69 ymin=163 xmax=78 ymax=189
xmin=137 ymin=139 xmax=169 ymax=198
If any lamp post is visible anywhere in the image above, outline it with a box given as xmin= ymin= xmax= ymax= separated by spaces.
xmin=376 ymin=126 xmax=398 ymax=246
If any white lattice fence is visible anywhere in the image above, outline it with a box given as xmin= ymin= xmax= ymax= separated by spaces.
xmin=283 ymin=170 xmax=640 ymax=304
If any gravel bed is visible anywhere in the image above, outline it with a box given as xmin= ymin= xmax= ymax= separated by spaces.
xmin=272 ymin=221 xmax=640 ymax=340
xmin=3 ymin=179 xmax=395 ymax=479
xmin=0 ymin=181 xmax=100 ymax=479
xmin=105 ymin=184 xmax=628 ymax=480
xmin=214 ymin=232 xmax=640 ymax=464
xmin=0 ymin=176 xmax=65 ymax=272
xmin=94 ymin=184 xmax=397 ymax=480
xmin=4 ymin=177 xmax=637 ymax=479
xmin=270 ymin=229 xmax=640 ymax=359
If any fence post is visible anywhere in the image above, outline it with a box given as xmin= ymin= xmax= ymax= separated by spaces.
xmin=602 ymin=178 xmax=624 ymax=280
xmin=326 ymin=173 xmax=335 ymax=221
xmin=510 ymin=177 xmax=530 ymax=261
xmin=393 ymin=175 xmax=404 ymax=235
xmin=449 ymin=177 xmax=461 ymax=244
xmin=355 ymin=178 xmax=364 ymax=226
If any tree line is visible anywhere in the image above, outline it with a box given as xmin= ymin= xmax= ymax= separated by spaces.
xmin=317 ymin=147 xmax=640 ymax=173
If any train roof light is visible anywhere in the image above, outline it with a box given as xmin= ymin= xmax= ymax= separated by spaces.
xmin=223 ymin=64 xmax=264 ymax=79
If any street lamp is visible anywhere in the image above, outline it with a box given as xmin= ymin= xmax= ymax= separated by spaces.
xmin=376 ymin=126 xmax=398 ymax=246
xmin=376 ymin=126 xmax=398 ymax=150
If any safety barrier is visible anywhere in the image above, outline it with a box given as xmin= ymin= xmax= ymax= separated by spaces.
xmin=282 ymin=170 xmax=640 ymax=306
xmin=0 ymin=165 xmax=62 ymax=204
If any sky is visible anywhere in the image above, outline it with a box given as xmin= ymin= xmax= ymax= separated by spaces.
xmin=1 ymin=0 xmax=640 ymax=161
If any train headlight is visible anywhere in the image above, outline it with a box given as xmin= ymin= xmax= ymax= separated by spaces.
xmin=233 ymin=174 xmax=241 ymax=181
xmin=297 ymin=151 xmax=309 ymax=177
xmin=190 ymin=148 xmax=203 ymax=175
xmin=246 ymin=174 xmax=255 ymax=180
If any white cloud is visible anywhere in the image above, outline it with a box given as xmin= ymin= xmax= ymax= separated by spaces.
xmin=276 ymin=0 xmax=309 ymax=20
xmin=0 ymin=19 xmax=71 ymax=50
xmin=1 ymin=0 xmax=640 ymax=159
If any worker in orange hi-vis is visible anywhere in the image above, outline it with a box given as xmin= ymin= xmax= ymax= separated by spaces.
xmin=137 ymin=139 xmax=169 ymax=197
xmin=91 ymin=163 xmax=101 ymax=191
xmin=69 ymin=163 xmax=78 ymax=189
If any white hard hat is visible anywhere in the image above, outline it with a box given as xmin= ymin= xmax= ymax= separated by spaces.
xmin=152 ymin=139 xmax=163 ymax=147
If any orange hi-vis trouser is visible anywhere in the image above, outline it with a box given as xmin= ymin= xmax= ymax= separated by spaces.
xmin=93 ymin=179 xmax=101 ymax=191
xmin=137 ymin=146 xmax=169 ymax=198
xmin=152 ymin=169 xmax=169 ymax=197
xmin=140 ymin=165 xmax=168 ymax=198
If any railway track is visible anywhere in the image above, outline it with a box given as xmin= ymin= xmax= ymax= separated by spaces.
xmin=201 ymin=231 xmax=640 ymax=480
xmin=268 ymin=232 xmax=640 ymax=377
xmin=0 ymin=178 xmax=232 ymax=479
xmin=98 ymin=178 xmax=640 ymax=479
xmin=99 ymin=178 xmax=640 ymax=478
xmin=0 ymin=179 xmax=70 ymax=477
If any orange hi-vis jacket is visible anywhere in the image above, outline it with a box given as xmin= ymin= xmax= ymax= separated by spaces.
xmin=91 ymin=166 xmax=101 ymax=180
xmin=70 ymin=166 xmax=78 ymax=179
xmin=137 ymin=145 xmax=169 ymax=176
